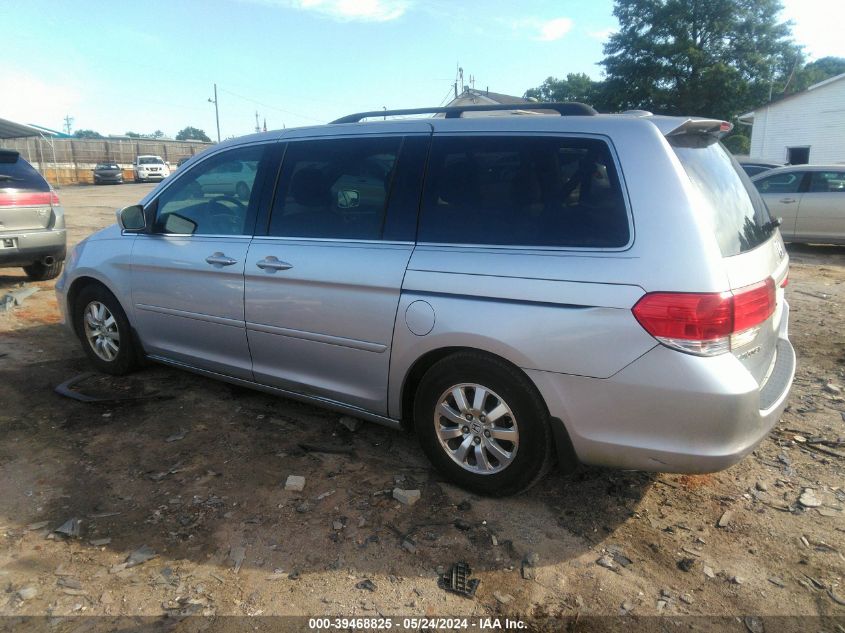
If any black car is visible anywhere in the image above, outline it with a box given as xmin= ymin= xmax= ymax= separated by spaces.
xmin=93 ymin=162 xmax=124 ymax=184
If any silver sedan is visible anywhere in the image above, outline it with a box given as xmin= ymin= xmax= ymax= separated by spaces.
xmin=752 ymin=165 xmax=845 ymax=245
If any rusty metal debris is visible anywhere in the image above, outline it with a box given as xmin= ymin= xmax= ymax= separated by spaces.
xmin=438 ymin=561 xmax=479 ymax=598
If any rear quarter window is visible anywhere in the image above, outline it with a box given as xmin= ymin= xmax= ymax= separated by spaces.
xmin=418 ymin=135 xmax=630 ymax=248
xmin=0 ymin=154 xmax=49 ymax=191
xmin=671 ymin=136 xmax=773 ymax=256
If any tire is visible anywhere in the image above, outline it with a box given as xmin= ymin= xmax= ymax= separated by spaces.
xmin=72 ymin=285 xmax=139 ymax=375
xmin=23 ymin=259 xmax=64 ymax=281
xmin=413 ymin=351 xmax=553 ymax=496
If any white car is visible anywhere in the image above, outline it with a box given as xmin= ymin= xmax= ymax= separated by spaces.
xmin=133 ymin=155 xmax=171 ymax=183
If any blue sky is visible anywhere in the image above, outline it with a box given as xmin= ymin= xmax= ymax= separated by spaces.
xmin=2 ymin=0 xmax=842 ymax=138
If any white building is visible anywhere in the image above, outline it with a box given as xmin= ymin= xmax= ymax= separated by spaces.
xmin=739 ymin=72 xmax=845 ymax=165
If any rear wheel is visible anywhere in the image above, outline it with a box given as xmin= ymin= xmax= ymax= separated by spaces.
xmin=413 ymin=352 xmax=552 ymax=496
xmin=73 ymin=285 xmax=139 ymax=375
xmin=23 ymin=259 xmax=63 ymax=281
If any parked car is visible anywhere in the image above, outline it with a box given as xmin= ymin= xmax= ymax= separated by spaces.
xmin=737 ymin=157 xmax=784 ymax=177
xmin=133 ymin=155 xmax=170 ymax=182
xmin=193 ymin=158 xmax=257 ymax=200
xmin=93 ymin=162 xmax=123 ymax=185
xmin=0 ymin=149 xmax=66 ymax=280
xmin=752 ymin=165 xmax=845 ymax=244
xmin=56 ymin=104 xmax=794 ymax=496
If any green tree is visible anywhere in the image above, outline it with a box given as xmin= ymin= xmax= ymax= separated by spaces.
xmin=788 ymin=56 xmax=845 ymax=93
xmin=175 ymin=126 xmax=212 ymax=142
xmin=125 ymin=131 xmax=141 ymax=138
xmin=722 ymin=133 xmax=750 ymax=155
xmin=600 ymin=0 xmax=803 ymax=120
xmin=73 ymin=129 xmax=103 ymax=139
xmin=525 ymin=73 xmax=598 ymax=104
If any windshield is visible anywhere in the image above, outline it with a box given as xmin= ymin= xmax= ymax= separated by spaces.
xmin=671 ymin=136 xmax=773 ymax=256
xmin=139 ymin=157 xmax=164 ymax=165
xmin=96 ymin=163 xmax=119 ymax=169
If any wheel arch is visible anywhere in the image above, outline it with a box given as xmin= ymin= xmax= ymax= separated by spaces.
xmin=398 ymin=346 xmax=578 ymax=473
xmin=67 ymin=276 xmax=127 ymax=337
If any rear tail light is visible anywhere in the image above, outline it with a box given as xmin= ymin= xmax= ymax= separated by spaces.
xmin=780 ymin=273 xmax=789 ymax=288
xmin=632 ymin=277 xmax=776 ymax=356
xmin=0 ymin=191 xmax=60 ymax=207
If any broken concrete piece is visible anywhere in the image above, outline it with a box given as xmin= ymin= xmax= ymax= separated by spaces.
xmin=125 ymin=545 xmax=157 ymax=568
xmin=17 ymin=586 xmax=38 ymax=601
xmin=596 ymin=555 xmax=616 ymax=571
xmin=717 ymin=511 xmax=733 ymax=528
xmin=229 ymin=546 xmax=246 ymax=573
xmin=493 ymin=591 xmax=513 ymax=604
xmin=798 ymin=488 xmax=822 ymax=508
xmin=27 ymin=521 xmax=49 ymax=531
xmin=55 ymin=518 xmax=81 ymax=538
xmin=285 ymin=475 xmax=305 ymax=492
xmin=392 ymin=488 xmax=420 ymax=505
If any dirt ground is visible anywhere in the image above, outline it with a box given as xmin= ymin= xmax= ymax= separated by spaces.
xmin=1 ymin=184 xmax=844 ymax=631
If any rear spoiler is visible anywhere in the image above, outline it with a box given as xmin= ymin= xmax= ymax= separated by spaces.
xmin=0 ymin=149 xmax=21 ymax=164
xmin=665 ymin=118 xmax=733 ymax=137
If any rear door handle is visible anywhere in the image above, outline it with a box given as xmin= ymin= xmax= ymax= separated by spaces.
xmin=205 ymin=252 xmax=238 ymax=266
xmin=256 ymin=256 xmax=293 ymax=272
xmin=779 ymin=197 xmax=796 ymax=203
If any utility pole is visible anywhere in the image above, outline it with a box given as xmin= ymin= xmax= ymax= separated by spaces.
xmin=208 ymin=84 xmax=220 ymax=143
xmin=63 ymin=115 xmax=74 ymax=136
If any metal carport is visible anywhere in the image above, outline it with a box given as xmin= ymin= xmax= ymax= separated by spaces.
xmin=0 ymin=117 xmax=60 ymax=186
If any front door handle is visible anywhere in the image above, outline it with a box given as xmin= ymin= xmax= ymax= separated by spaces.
xmin=779 ymin=197 xmax=796 ymax=203
xmin=256 ymin=256 xmax=293 ymax=272
xmin=205 ymin=252 xmax=238 ymax=267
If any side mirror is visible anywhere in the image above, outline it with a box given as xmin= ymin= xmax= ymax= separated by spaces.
xmin=117 ymin=204 xmax=146 ymax=232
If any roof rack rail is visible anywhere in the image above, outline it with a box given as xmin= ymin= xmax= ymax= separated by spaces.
xmin=331 ymin=102 xmax=597 ymax=124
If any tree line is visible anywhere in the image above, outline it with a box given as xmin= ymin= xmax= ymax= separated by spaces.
xmin=524 ymin=0 xmax=845 ymax=154
xmin=73 ymin=126 xmax=211 ymax=142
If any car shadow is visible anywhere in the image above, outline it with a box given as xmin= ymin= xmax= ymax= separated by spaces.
xmin=0 ymin=322 xmax=651 ymax=585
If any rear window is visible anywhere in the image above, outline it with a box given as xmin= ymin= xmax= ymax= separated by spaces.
xmin=0 ymin=153 xmax=49 ymax=191
xmin=418 ymin=135 xmax=630 ymax=248
xmin=671 ymin=136 xmax=773 ymax=256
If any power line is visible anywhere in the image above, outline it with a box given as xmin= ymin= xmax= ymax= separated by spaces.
xmin=217 ymin=87 xmax=325 ymax=124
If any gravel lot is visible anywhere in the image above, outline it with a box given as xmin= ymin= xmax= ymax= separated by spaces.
xmin=1 ymin=184 xmax=844 ymax=630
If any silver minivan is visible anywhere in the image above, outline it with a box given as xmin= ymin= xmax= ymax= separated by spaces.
xmin=56 ymin=103 xmax=795 ymax=495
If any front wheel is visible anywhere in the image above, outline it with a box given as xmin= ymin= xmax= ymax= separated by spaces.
xmin=414 ymin=352 xmax=552 ymax=496
xmin=73 ymin=285 xmax=139 ymax=375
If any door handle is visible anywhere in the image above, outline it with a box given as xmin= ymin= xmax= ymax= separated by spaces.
xmin=205 ymin=252 xmax=238 ymax=266
xmin=256 ymin=256 xmax=293 ymax=272
xmin=779 ymin=198 xmax=796 ymax=203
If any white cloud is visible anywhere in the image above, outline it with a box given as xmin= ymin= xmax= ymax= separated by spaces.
xmin=537 ymin=17 xmax=573 ymax=41
xmin=0 ymin=71 xmax=80 ymax=130
xmin=255 ymin=0 xmax=410 ymax=21
xmin=587 ymin=27 xmax=614 ymax=41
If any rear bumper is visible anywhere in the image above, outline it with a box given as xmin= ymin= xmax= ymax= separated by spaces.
xmin=0 ymin=229 xmax=67 ymax=267
xmin=528 ymin=303 xmax=796 ymax=473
